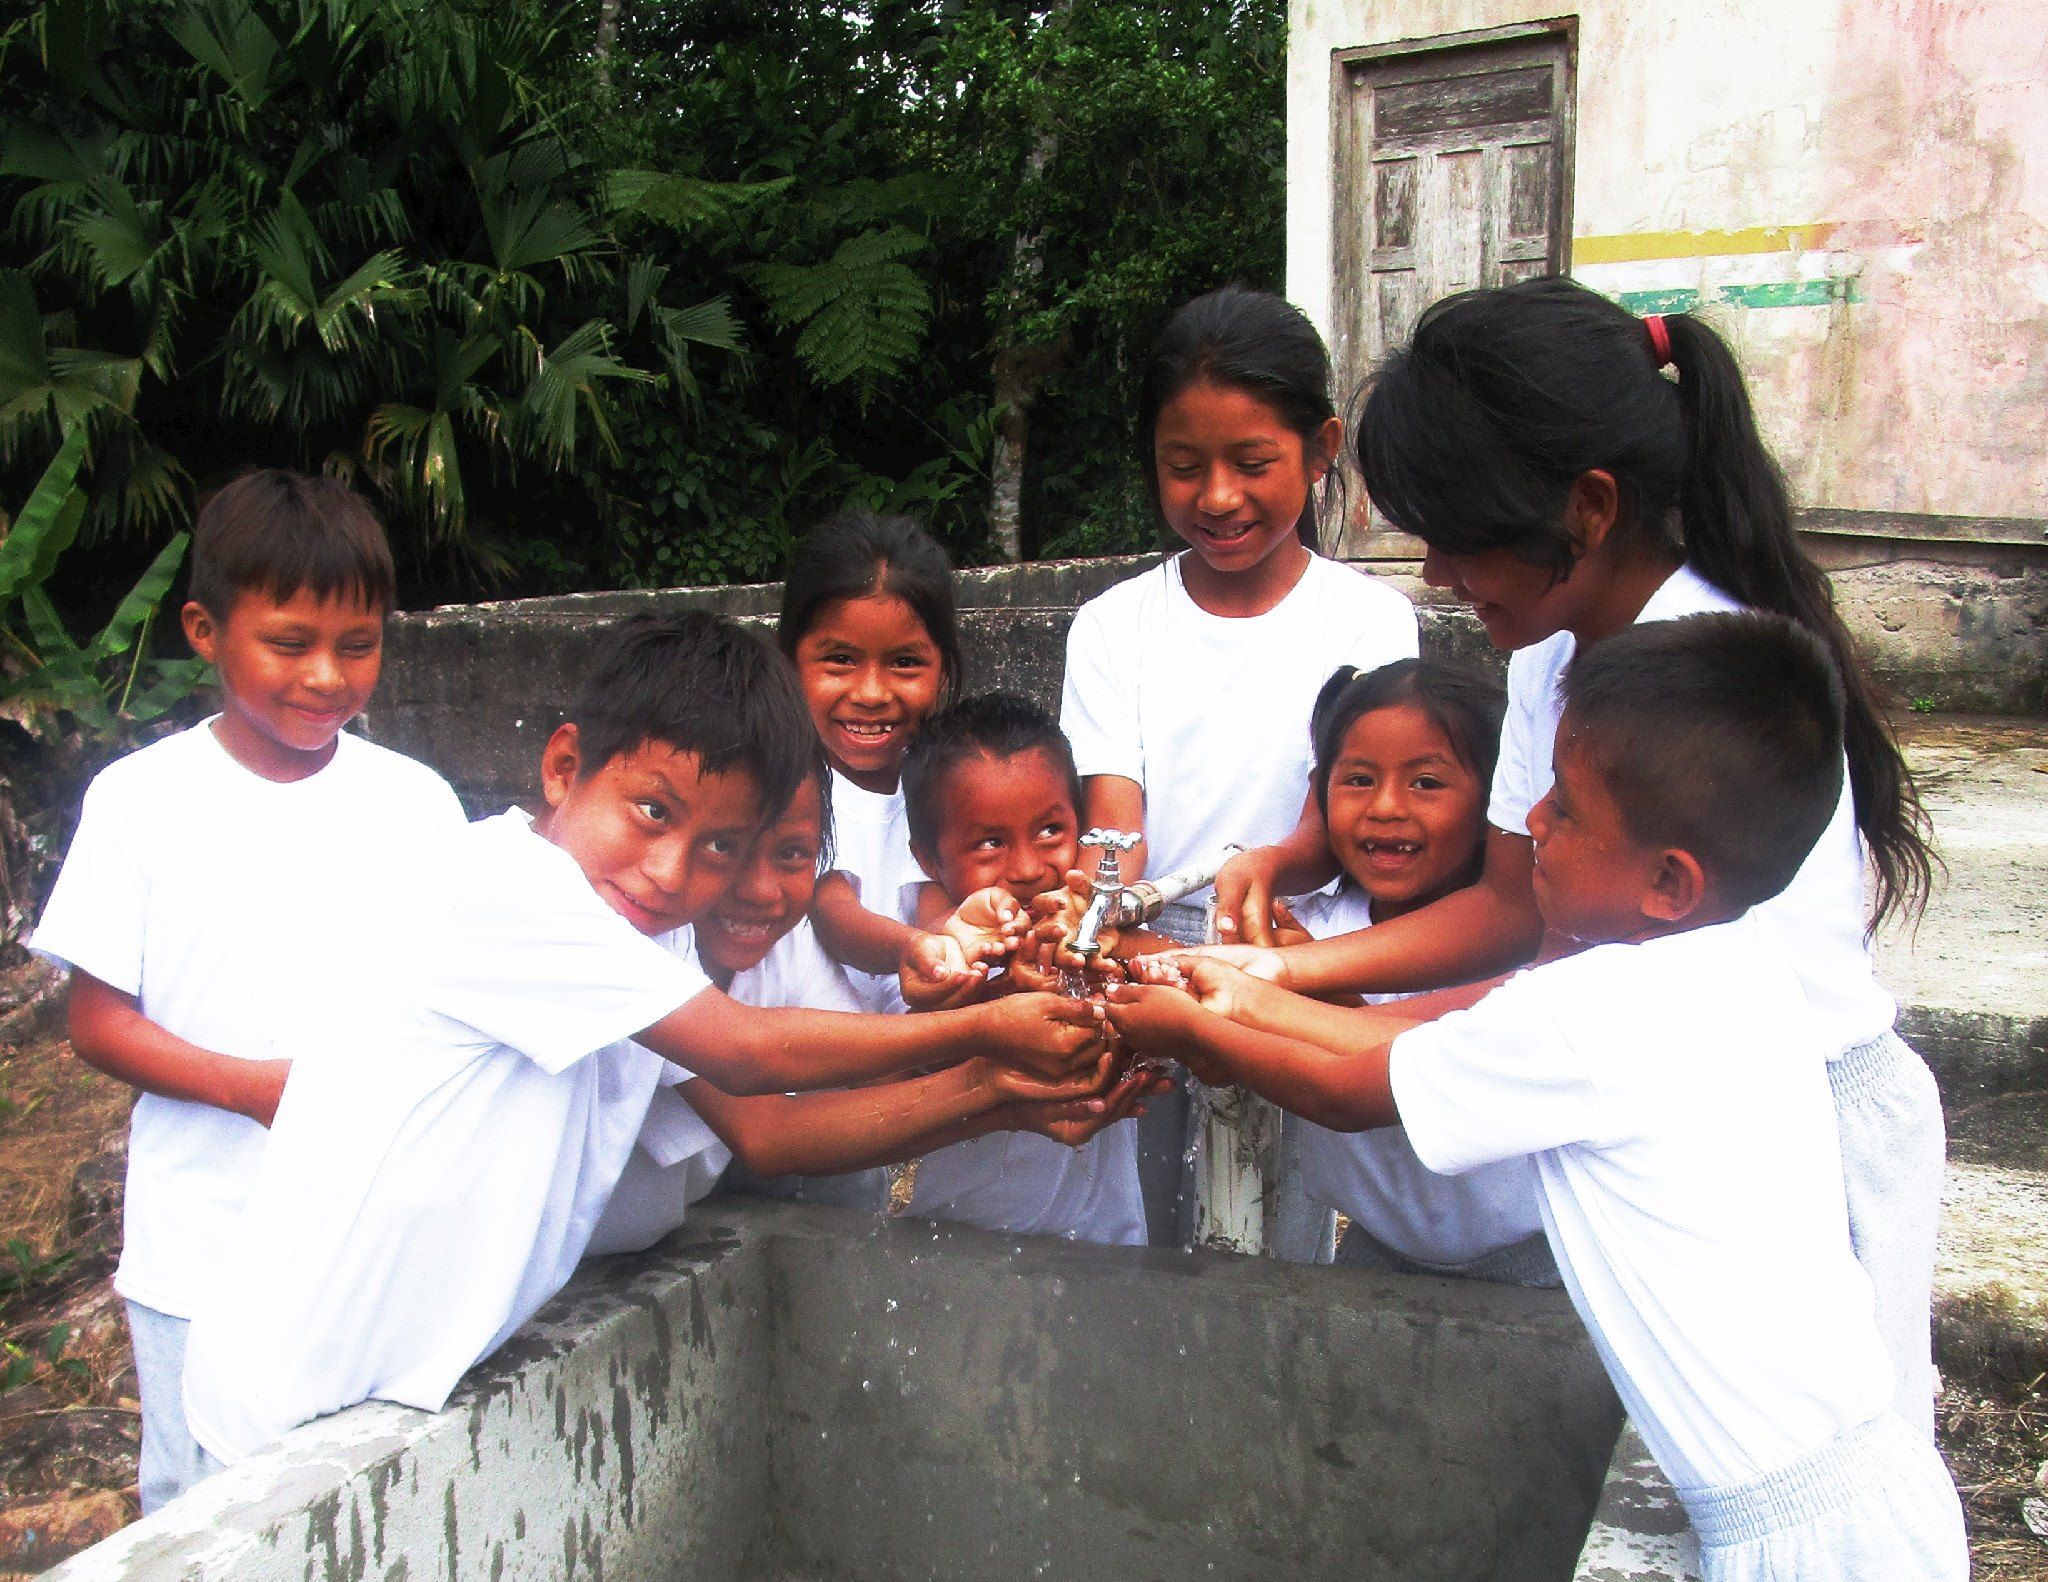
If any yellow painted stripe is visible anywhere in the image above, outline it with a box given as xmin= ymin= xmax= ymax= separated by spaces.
xmin=1572 ymin=224 xmax=1840 ymax=264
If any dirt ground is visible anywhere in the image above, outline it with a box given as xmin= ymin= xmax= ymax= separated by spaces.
xmin=1 ymin=1024 xmax=2043 ymax=1578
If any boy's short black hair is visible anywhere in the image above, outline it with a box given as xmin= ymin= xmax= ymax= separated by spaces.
xmin=901 ymin=692 xmax=1081 ymax=855
xmin=566 ymin=611 xmax=819 ymax=825
xmin=1560 ymin=611 xmax=1846 ymax=911
xmin=188 ymin=469 xmax=397 ymax=617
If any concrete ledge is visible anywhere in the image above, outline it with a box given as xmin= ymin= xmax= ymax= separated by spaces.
xmin=1572 ymin=1422 xmax=1699 ymax=1582
xmin=48 ymin=1201 xmax=1625 ymax=1582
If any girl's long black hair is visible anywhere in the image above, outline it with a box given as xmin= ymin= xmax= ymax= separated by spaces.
xmin=1354 ymin=276 xmax=1932 ymax=926
xmin=1139 ymin=285 xmax=1343 ymax=552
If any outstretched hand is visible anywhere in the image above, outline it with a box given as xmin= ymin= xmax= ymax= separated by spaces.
xmin=1211 ymin=845 xmax=1288 ymax=947
xmin=980 ymin=991 xmax=1109 ymax=1080
xmin=900 ymin=930 xmax=989 ymax=1011
xmin=1009 ymin=1060 xmax=1172 ymax=1146
xmin=1025 ymin=869 xmax=1120 ymax=969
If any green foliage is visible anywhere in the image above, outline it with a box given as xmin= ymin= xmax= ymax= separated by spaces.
xmin=0 ymin=427 xmax=205 ymax=738
xmin=0 ymin=0 xmax=1286 ymax=601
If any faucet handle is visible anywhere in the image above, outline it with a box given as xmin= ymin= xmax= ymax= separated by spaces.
xmin=1080 ymin=828 xmax=1141 ymax=854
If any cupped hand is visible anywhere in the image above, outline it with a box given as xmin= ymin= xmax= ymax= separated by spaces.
xmin=982 ymin=991 xmax=1107 ymax=1079
xmin=900 ymin=931 xmax=988 ymax=1011
xmin=944 ymin=886 xmax=1029 ymax=962
xmin=1187 ymin=940 xmax=1290 ymax=985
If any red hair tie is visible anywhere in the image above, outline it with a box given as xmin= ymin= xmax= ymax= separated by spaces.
xmin=1643 ymin=314 xmax=1674 ymax=370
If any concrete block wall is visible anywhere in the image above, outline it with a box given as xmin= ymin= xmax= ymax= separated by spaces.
xmin=371 ymin=550 xmax=2043 ymax=814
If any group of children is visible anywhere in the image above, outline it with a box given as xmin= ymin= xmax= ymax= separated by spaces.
xmin=32 ymin=279 xmax=1965 ymax=1579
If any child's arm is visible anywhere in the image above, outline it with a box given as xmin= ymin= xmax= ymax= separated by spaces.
xmin=1209 ymin=791 xmax=1341 ymax=945
xmin=810 ymin=871 xmax=924 ymax=977
xmin=66 ymin=971 xmax=290 ymax=1126
xmin=680 ymin=1053 xmax=1117 ymax=1178
xmin=1128 ymin=954 xmax=1499 ymax=1048
xmin=1077 ymin=775 xmax=1148 ymax=881
xmin=1104 ymin=978 xmax=1399 ymax=1133
xmin=636 ymin=988 xmax=1106 ymax=1097
xmin=1199 ymin=828 xmax=1544 ymax=997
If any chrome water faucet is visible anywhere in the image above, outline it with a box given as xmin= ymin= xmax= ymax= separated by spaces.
xmin=1073 ymin=828 xmax=1141 ymax=961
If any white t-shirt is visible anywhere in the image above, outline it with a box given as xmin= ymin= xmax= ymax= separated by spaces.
xmin=180 ymin=810 xmax=710 ymax=1462
xmin=589 ymin=919 xmax=880 ymax=1255
xmin=1389 ymin=916 xmax=1892 ymax=1491
xmin=29 ymin=722 xmax=465 ymax=1319
xmin=904 ymin=1111 xmax=1146 ymax=1247
xmin=1289 ymin=883 xmax=1545 ymax=1269
xmin=1061 ymin=552 xmax=1418 ymax=896
xmin=826 ymin=769 xmax=925 ymax=1011
xmin=1487 ymin=565 xmax=1894 ymax=1055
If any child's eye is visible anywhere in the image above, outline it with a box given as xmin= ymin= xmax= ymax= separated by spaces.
xmin=268 ymin=638 xmax=308 ymax=654
xmin=1341 ymin=772 xmax=1375 ymax=789
xmin=774 ymin=843 xmax=818 ymax=870
xmin=635 ymin=799 xmax=670 ymax=824
xmin=1413 ymin=775 xmax=1448 ymax=792
xmin=1036 ymin=823 xmax=1067 ymax=842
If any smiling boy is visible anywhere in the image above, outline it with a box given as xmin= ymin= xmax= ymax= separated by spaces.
xmin=1108 ymin=614 xmax=1966 ymax=1581
xmin=30 ymin=471 xmax=465 ymax=1511
xmin=177 ymin=616 xmax=1111 ymax=1466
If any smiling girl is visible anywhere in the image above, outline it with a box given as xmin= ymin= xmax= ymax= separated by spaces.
xmin=1279 ymin=659 xmax=1553 ymax=1283
xmin=1209 ymin=277 xmax=1943 ymax=1435
xmin=1058 ymin=286 xmax=1418 ymax=1248
xmin=779 ymin=511 xmax=968 ymax=1004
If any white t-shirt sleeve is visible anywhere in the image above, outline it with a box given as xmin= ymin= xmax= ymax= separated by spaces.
xmin=420 ymin=830 xmax=710 ymax=1075
xmin=29 ymin=769 xmax=149 ymax=992
xmin=1389 ymin=972 xmax=1606 ymax=1174
xmin=1486 ymin=643 xmax=1561 ymax=837
xmin=1060 ymin=588 xmax=1144 ymax=784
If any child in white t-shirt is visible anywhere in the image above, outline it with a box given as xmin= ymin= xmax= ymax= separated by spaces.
xmin=179 ymin=612 xmax=1119 ymax=1467
xmin=890 ymin=693 xmax=1178 ymax=1246
xmin=30 ymin=470 xmax=465 ymax=1512
xmin=1059 ymin=287 xmax=1417 ymax=1247
xmin=1275 ymin=659 xmax=1552 ymax=1284
xmin=1110 ymin=614 xmax=1966 ymax=1582
xmin=778 ymin=510 xmax=992 ymax=1011
xmin=593 ymin=756 xmax=1146 ymax=1252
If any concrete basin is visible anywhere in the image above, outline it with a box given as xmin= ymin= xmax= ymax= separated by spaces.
xmin=43 ymin=1199 xmax=1624 ymax=1582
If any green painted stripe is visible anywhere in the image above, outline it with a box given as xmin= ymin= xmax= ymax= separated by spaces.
xmin=1611 ymin=278 xmax=1865 ymax=314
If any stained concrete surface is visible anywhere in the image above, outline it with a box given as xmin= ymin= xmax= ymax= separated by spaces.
xmin=41 ymin=1203 xmax=1624 ymax=1582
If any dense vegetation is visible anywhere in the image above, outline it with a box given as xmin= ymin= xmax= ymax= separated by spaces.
xmin=0 ymin=0 xmax=1286 ymax=610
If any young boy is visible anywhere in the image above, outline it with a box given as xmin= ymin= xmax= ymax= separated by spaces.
xmin=29 ymin=470 xmax=467 ymax=1512
xmin=1107 ymin=613 xmax=1967 ymax=1581
xmin=893 ymin=693 xmax=1153 ymax=1245
xmin=177 ymin=614 xmax=1114 ymax=1468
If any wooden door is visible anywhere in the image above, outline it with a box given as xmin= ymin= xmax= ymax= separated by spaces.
xmin=1329 ymin=25 xmax=1575 ymax=556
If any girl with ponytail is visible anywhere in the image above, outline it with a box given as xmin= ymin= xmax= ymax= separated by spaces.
xmin=1209 ymin=276 xmax=1942 ymax=1437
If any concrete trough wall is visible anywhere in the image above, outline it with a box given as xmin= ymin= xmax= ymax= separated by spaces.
xmin=371 ymin=548 xmax=2045 ymax=816
xmin=44 ymin=1201 xmax=1624 ymax=1582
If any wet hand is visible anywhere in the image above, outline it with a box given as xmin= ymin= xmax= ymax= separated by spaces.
xmin=1187 ymin=940 xmax=1290 ymax=986
xmin=982 ymin=991 xmax=1108 ymax=1079
xmin=899 ymin=931 xmax=988 ymax=1011
xmin=1010 ymin=1060 xmax=1171 ymax=1146
xmin=943 ymin=887 xmax=1028 ymax=964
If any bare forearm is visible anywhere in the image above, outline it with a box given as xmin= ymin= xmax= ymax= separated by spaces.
xmin=812 ymin=874 xmax=921 ymax=977
xmin=1264 ymin=794 xmax=1342 ymax=896
xmin=638 ymin=995 xmax=1040 ymax=1090
xmin=1276 ymin=832 xmax=1542 ymax=996
xmin=66 ymin=973 xmax=286 ymax=1124
xmin=690 ymin=1064 xmax=999 ymax=1177
xmin=1183 ymin=1010 xmax=1398 ymax=1132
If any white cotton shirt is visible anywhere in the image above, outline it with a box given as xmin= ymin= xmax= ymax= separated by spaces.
xmin=180 ymin=810 xmax=710 ymax=1462
xmin=1389 ymin=916 xmax=1892 ymax=1491
xmin=1288 ymin=883 xmax=1546 ymax=1269
xmin=588 ymin=918 xmax=878 ymax=1255
xmin=1487 ymin=565 xmax=1894 ymax=1055
xmin=904 ymin=1114 xmax=1147 ymax=1247
xmin=1061 ymin=552 xmax=1418 ymax=895
xmin=826 ymin=769 xmax=925 ymax=1011
xmin=28 ymin=721 xmax=465 ymax=1319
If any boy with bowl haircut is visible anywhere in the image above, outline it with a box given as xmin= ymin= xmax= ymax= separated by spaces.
xmin=894 ymin=693 xmax=1152 ymax=1245
xmin=30 ymin=470 xmax=465 ymax=1512
xmin=1107 ymin=613 xmax=1966 ymax=1581
xmin=179 ymin=615 xmax=1110 ymax=1466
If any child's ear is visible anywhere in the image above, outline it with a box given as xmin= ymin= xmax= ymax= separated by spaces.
xmin=538 ymin=724 xmax=585 ymax=809
xmin=1642 ymin=846 xmax=1708 ymax=925
xmin=1564 ymin=469 xmax=1620 ymax=559
xmin=1309 ymin=415 xmax=1344 ymax=482
xmin=180 ymin=601 xmax=217 ymax=662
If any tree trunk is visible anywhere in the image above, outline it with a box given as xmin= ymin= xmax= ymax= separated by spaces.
xmin=988 ymin=347 xmax=1033 ymax=563
xmin=594 ymin=0 xmax=623 ymax=95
